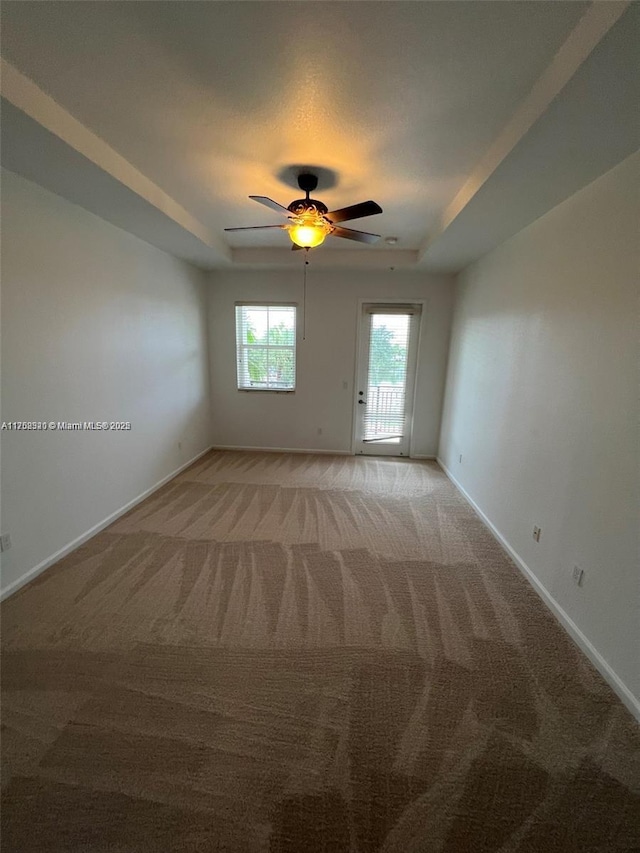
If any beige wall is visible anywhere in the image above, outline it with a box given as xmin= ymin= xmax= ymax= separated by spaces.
xmin=207 ymin=269 xmax=454 ymax=456
xmin=439 ymin=151 xmax=640 ymax=709
xmin=1 ymin=170 xmax=212 ymax=596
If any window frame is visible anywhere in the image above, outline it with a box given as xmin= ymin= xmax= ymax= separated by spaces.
xmin=235 ymin=302 xmax=297 ymax=393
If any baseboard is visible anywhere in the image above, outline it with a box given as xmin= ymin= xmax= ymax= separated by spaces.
xmin=0 ymin=445 xmax=213 ymax=601
xmin=212 ymin=445 xmax=436 ymax=460
xmin=437 ymin=457 xmax=640 ymax=724
xmin=211 ymin=444 xmax=351 ymax=456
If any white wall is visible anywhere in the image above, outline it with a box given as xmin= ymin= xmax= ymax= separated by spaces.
xmin=207 ymin=269 xmax=454 ymax=456
xmin=1 ymin=170 xmax=212 ymax=596
xmin=439 ymin=151 xmax=640 ymax=708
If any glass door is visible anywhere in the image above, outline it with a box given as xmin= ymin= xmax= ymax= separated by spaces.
xmin=353 ymin=303 xmax=422 ymax=456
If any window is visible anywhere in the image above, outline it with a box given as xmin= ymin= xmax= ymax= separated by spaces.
xmin=235 ymin=303 xmax=296 ymax=391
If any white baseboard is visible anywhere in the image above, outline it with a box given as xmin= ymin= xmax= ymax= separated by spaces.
xmin=437 ymin=457 xmax=640 ymax=723
xmin=211 ymin=444 xmax=351 ymax=456
xmin=0 ymin=446 xmax=213 ymax=601
xmin=212 ymin=445 xmax=436 ymax=460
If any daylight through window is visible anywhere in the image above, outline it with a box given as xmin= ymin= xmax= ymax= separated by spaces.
xmin=235 ymin=304 xmax=296 ymax=391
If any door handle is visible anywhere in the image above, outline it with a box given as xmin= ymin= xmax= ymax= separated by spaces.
xmin=358 ymin=400 xmax=366 ymax=404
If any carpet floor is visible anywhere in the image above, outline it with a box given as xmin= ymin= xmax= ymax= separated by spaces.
xmin=2 ymin=450 xmax=639 ymax=852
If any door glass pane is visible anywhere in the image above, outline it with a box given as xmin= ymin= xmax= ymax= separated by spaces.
xmin=364 ymin=314 xmax=410 ymax=444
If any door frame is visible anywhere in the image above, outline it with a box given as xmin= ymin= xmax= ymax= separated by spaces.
xmin=350 ymin=298 xmax=426 ymax=457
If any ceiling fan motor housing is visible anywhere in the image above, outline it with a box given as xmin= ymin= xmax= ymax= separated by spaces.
xmin=287 ymin=198 xmax=329 ymax=216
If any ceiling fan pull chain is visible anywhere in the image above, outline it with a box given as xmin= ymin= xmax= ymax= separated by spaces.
xmin=303 ymin=253 xmax=309 ymax=341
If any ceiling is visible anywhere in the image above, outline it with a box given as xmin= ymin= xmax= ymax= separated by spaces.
xmin=1 ymin=1 xmax=637 ymax=271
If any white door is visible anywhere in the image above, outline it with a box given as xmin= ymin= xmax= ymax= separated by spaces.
xmin=353 ymin=303 xmax=422 ymax=456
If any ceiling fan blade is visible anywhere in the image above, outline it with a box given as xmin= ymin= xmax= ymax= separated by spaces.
xmin=249 ymin=195 xmax=291 ymax=216
xmin=331 ymin=225 xmax=381 ymax=244
xmin=224 ymin=224 xmax=286 ymax=231
xmin=325 ymin=200 xmax=382 ymax=223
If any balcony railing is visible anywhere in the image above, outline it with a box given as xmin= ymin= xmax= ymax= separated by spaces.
xmin=363 ymin=384 xmax=405 ymax=442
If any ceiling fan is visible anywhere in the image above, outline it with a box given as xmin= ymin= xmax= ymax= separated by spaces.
xmin=225 ymin=173 xmax=383 ymax=250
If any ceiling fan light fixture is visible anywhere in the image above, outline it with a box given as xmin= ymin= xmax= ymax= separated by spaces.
xmin=287 ymin=214 xmax=332 ymax=248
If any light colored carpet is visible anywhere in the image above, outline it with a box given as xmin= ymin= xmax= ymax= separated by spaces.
xmin=2 ymin=450 xmax=639 ymax=852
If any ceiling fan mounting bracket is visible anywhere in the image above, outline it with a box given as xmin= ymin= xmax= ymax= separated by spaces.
xmin=297 ymin=172 xmax=319 ymax=196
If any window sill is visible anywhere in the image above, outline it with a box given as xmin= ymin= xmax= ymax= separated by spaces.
xmin=237 ymin=388 xmax=296 ymax=393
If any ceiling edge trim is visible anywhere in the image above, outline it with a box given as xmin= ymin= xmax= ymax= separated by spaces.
xmin=0 ymin=58 xmax=231 ymax=263
xmin=419 ymin=0 xmax=631 ymax=263
xmin=230 ymin=247 xmax=419 ymax=270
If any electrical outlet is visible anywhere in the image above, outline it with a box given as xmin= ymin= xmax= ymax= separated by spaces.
xmin=342 ymin=380 xmax=348 ymax=390
xmin=178 ymin=441 xmax=182 ymax=451
xmin=0 ymin=533 xmax=12 ymax=552
xmin=459 ymin=454 xmax=463 ymax=464
xmin=572 ymin=565 xmax=585 ymax=587
xmin=317 ymin=427 xmax=323 ymax=436
xmin=533 ymin=526 xmax=541 ymax=542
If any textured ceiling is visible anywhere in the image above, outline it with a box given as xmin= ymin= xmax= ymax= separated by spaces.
xmin=0 ymin=1 xmax=636 ymax=269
